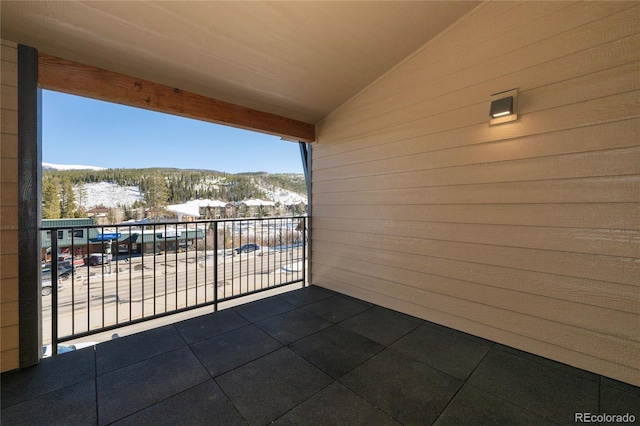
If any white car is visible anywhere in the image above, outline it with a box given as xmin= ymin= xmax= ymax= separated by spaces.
xmin=42 ymin=277 xmax=63 ymax=296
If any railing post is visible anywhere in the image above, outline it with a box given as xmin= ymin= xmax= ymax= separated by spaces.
xmin=51 ymin=230 xmax=58 ymax=356
xmin=302 ymin=217 xmax=307 ymax=288
xmin=213 ymin=221 xmax=218 ymax=312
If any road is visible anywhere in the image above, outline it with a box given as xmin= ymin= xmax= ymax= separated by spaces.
xmin=42 ymin=246 xmax=306 ymax=343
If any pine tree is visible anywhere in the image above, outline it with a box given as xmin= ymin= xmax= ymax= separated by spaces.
xmin=59 ymin=177 xmax=77 ymax=218
xmin=42 ymin=176 xmax=61 ymax=219
xmin=76 ymin=183 xmax=88 ymax=213
xmin=107 ymin=208 xmax=116 ymax=224
xmin=143 ymin=172 xmax=169 ymax=219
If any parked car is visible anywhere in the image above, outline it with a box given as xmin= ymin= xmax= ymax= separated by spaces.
xmin=86 ymin=253 xmax=112 ymax=266
xmin=42 ymin=262 xmax=75 ymax=280
xmin=42 ymin=277 xmax=63 ymax=296
xmin=234 ymin=243 xmax=261 ymax=254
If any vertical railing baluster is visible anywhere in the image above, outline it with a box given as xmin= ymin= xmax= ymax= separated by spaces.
xmin=214 ymin=221 xmax=218 ymax=312
xmin=51 ymin=230 xmax=59 ymax=356
xmin=303 ymin=216 xmax=307 ymax=287
xmin=153 ymin=224 xmax=157 ymax=316
xmin=183 ymin=222 xmax=187 ymax=309
xmin=174 ymin=225 xmax=178 ymax=310
xmin=128 ymin=225 xmax=132 ymax=322
xmin=115 ymin=226 xmax=119 ymax=327
xmin=195 ymin=222 xmax=199 ymax=305
xmin=141 ymin=225 xmax=145 ymax=319
xmin=86 ymin=228 xmax=90 ymax=336
xmin=101 ymin=226 xmax=105 ymax=331
xmin=223 ymin=221 xmax=227 ymax=300
xmin=70 ymin=229 xmax=75 ymax=337
xmin=164 ymin=223 xmax=168 ymax=313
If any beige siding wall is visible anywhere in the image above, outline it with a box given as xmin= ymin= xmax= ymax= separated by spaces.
xmin=312 ymin=2 xmax=640 ymax=385
xmin=1 ymin=39 xmax=20 ymax=372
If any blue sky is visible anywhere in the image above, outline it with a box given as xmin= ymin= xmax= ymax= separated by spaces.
xmin=42 ymin=90 xmax=304 ymax=174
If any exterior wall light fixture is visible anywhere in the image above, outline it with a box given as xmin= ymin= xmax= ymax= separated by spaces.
xmin=489 ymin=88 xmax=518 ymax=125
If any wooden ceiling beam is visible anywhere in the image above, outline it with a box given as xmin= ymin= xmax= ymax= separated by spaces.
xmin=37 ymin=53 xmax=315 ymax=142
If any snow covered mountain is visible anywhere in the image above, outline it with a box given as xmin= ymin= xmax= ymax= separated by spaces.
xmin=43 ymin=162 xmax=106 ymax=171
xmin=257 ymin=184 xmax=307 ymax=205
xmin=73 ymin=182 xmax=306 ymax=209
xmin=45 ymin=163 xmax=307 ymax=208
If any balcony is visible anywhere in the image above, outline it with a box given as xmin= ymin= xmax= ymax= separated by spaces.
xmin=2 ymin=286 xmax=637 ymax=425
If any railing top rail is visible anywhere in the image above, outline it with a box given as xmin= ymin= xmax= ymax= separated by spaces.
xmin=41 ymin=214 xmax=308 ymax=231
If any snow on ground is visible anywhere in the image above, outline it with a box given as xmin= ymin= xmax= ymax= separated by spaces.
xmin=74 ymin=182 xmax=304 ymax=209
xmin=258 ymin=185 xmax=307 ymax=205
xmin=75 ymin=182 xmax=142 ymax=208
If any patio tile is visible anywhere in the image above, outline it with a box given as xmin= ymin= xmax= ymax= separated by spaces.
xmin=339 ymin=306 xmax=422 ymax=346
xmin=302 ymin=294 xmax=373 ymax=323
xmin=601 ymin=376 xmax=640 ymax=397
xmin=274 ymin=382 xmax=400 ymax=425
xmin=277 ymin=285 xmax=335 ymax=307
xmin=496 ymin=343 xmax=600 ymax=381
xmin=174 ymin=308 xmax=249 ymax=344
xmin=191 ymin=324 xmax=282 ymax=377
xmin=390 ymin=323 xmax=492 ymax=380
xmin=96 ymin=325 xmax=186 ymax=375
xmin=600 ymin=378 xmax=640 ymax=422
xmin=340 ymin=348 xmax=462 ymax=425
xmin=112 ymin=380 xmax=246 ymax=426
xmin=97 ymin=346 xmax=210 ymax=425
xmin=0 ymin=347 xmax=95 ymax=407
xmin=290 ymin=325 xmax=384 ymax=378
xmin=216 ymin=347 xmax=332 ymax=426
xmin=233 ymin=294 xmax=297 ymax=323
xmin=0 ymin=379 xmax=96 ymax=426
xmin=256 ymin=307 xmax=332 ymax=344
xmin=434 ymin=383 xmax=556 ymax=426
xmin=467 ymin=346 xmax=599 ymax=423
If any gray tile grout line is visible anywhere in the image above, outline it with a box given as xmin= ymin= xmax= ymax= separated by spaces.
xmin=429 ymin=343 xmax=494 ymax=426
xmin=199 ymin=290 xmax=375 ymax=424
xmin=98 ymin=291 xmax=377 ymax=425
xmin=101 ymin=326 xmax=240 ymax=425
xmin=430 ymin=345 xmax=573 ymax=426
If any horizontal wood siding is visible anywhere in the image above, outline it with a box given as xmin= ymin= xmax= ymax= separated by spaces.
xmin=1 ymin=39 xmax=20 ymax=372
xmin=312 ymin=2 xmax=640 ymax=386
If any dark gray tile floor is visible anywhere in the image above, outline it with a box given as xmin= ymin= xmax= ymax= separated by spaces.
xmin=2 ymin=286 xmax=639 ymax=425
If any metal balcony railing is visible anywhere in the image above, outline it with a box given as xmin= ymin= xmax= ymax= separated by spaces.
xmin=42 ymin=216 xmax=307 ymax=355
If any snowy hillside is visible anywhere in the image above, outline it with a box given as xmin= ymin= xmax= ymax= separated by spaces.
xmin=45 ymin=163 xmax=307 ymax=208
xmin=73 ymin=181 xmax=305 ymax=209
xmin=74 ymin=182 xmax=143 ymax=209
xmin=257 ymin=184 xmax=307 ymax=205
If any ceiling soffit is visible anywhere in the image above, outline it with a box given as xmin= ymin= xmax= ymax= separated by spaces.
xmin=1 ymin=1 xmax=479 ymax=123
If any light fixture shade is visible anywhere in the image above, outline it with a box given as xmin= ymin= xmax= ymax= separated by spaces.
xmin=489 ymin=88 xmax=518 ymax=125
xmin=490 ymin=96 xmax=513 ymax=118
